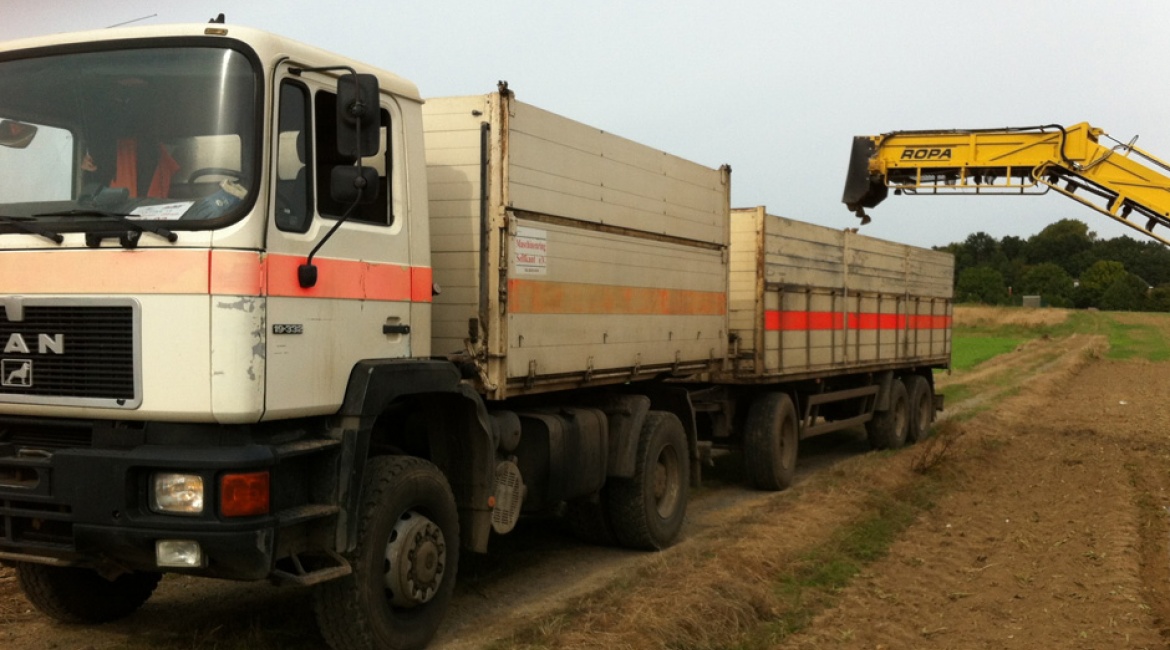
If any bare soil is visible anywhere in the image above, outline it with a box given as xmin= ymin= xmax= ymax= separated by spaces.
xmin=4 ymin=307 xmax=1170 ymax=649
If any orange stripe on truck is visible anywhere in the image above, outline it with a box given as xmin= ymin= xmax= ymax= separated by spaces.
xmin=508 ymin=278 xmax=725 ymax=316
xmin=0 ymin=249 xmax=211 ymax=294
xmin=764 ymin=310 xmax=951 ymax=331
xmin=0 ymin=249 xmax=431 ymax=302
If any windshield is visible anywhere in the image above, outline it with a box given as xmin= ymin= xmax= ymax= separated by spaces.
xmin=0 ymin=45 xmax=258 ymax=228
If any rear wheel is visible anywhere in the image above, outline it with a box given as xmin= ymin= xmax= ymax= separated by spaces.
xmin=16 ymin=563 xmax=161 ymax=624
xmin=866 ymin=378 xmax=909 ymax=450
xmin=315 ymin=456 xmax=459 ymax=650
xmin=743 ymin=392 xmax=799 ymax=491
xmin=606 ymin=412 xmax=689 ymax=550
xmin=905 ymin=375 xmax=934 ymax=443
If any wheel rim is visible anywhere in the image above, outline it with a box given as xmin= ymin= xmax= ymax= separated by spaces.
xmin=384 ymin=510 xmax=447 ymax=608
xmin=652 ymin=444 xmax=682 ymax=518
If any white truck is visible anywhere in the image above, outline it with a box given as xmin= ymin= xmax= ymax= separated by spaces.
xmin=0 ymin=22 xmax=952 ymax=650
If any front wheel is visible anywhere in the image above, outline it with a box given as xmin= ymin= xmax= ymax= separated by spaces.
xmin=315 ymin=456 xmax=459 ymax=650
xmin=16 ymin=563 xmax=161 ymax=624
xmin=606 ymin=411 xmax=690 ymax=550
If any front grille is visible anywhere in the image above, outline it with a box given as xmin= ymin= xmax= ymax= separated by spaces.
xmin=0 ymin=497 xmax=74 ymax=550
xmin=1 ymin=303 xmax=138 ymax=406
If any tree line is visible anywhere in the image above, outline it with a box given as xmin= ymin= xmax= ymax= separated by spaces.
xmin=937 ymin=219 xmax=1170 ymax=310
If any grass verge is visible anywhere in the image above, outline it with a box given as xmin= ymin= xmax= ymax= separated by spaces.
xmin=736 ymin=484 xmax=934 ymax=649
xmin=489 ymin=424 xmax=966 ymax=650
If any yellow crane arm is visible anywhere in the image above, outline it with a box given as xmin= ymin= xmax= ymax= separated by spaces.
xmin=842 ymin=123 xmax=1170 ymax=245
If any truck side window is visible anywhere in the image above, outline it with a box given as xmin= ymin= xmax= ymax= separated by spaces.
xmin=275 ymin=80 xmax=313 ymax=233
xmin=314 ymin=90 xmax=392 ymax=225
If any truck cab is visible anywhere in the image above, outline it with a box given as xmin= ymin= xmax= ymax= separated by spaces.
xmin=0 ymin=18 xmax=461 ymax=620
xmin=0 ymin=24 xmax=432 ymax=424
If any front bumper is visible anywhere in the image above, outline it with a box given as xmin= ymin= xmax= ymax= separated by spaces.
xmin=0 ymin=418 xmax=340 ymax=580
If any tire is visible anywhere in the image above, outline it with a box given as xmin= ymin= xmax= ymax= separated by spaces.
xmin=743 ymin=392 xmax=799 ymax=491
xmin=16 ymin=563 xmax=161 ymax=624
xmin=866 ymin=378 xmax=910 ymax=450
xmin=315 ymin=456 xmax=459 ymax=650
xmin=564 ymin=498 xmax=618 ymax=546
xmin=905 ymin=375 xmax=934 ymax=444
xmin=606 ymin=411 xmax=689 ymax=550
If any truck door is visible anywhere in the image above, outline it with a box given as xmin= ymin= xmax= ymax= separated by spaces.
xmin=263 ymin=67 xmax=412 ymax=419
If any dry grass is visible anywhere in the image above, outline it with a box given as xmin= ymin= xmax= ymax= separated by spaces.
xmin=491 ymin=454 xmax=930 ymax=650
xmin=910 ymin=420 xmax=965 ymax=475
xmin=952 ymin=305 xmax=1071 ymax=328
xmin=0 ymin=566 xmax=28 ymax=627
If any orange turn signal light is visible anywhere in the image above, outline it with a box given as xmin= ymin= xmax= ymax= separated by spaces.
xmin=220 ymin=471 xmax=270 ymax=517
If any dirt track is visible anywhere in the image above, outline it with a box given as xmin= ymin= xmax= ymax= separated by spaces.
xmin=5 ymin=310 xmax=1170 ymax=649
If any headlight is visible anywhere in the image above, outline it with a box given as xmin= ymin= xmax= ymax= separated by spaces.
xmin=151 ymin=473 xmax=204 ymax=515
xmin=156 ymin=539 xmax=203 ymax=568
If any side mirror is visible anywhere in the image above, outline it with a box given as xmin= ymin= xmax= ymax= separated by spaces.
xmin=0 ymin=120 xmax=37 ymax=149
xmin=330 ymin=165 xmax=380 ymax=204
xmin=337 ymin=74 xmax=379 ymax=158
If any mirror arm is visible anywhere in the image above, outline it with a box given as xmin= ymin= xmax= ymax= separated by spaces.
xmin=290 ymin=65 xmax=372 ymax=288
xmin=298 ymin=186 xmax=362 ymax=289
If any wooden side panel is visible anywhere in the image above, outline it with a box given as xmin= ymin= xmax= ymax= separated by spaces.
xmin=504 ymin=217 xmax=726 ymax=383
xmin=762 ymin=218 xmax=845 ymax=288
xmin=424 ymin=92 xmax=730 ymax=398
xmin=728 ymin=209 xmax=762 ymax=362
xmin=725 ymin=209 xmax=953 ymax=380
xmin=506 ymin=100 xmax=727 ymax=245
xmin=421 ymin=95 xmax=489 ymax=358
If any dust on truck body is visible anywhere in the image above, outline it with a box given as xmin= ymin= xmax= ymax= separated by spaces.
xmin=0 ymin=23 xmax=951 ymax=650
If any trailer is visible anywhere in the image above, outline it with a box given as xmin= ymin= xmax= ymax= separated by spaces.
xmin=0 ymin=23 xmax=952 ymax=650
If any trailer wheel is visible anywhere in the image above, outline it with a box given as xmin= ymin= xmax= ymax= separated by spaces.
xmin=867 ymin=378 xmax=909 ymax=450
xmin=743 ymin=392 xmax=799 ymax=491
xmin=905 ymin=375 xmax=934 ymax=443
xmin=606 ymin=411 xmax=689 ymax=550
xmin=315 ymin=455 xmax=459 ymax=650
xmin=16 ymin=563 xmax=161 ymax=624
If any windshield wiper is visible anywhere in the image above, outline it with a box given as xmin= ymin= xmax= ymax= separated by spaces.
xmin=0 ymin=215 xmax=64 ymax=244
xmin=34 ymin=209 xmax=178 ymax=243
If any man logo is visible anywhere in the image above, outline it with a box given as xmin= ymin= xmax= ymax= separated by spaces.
xmin=2 ymin=359 xmax=32 ymax=388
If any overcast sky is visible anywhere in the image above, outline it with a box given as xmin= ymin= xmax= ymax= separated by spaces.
xmin=4 ymin=1 xmax=1168 ymax=249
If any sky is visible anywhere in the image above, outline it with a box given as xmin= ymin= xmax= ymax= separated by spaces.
xmin=3 ymin=0 xmax=1169 ymax=249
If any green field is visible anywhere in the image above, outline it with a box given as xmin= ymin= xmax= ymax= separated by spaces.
xmin=950 ymin=308 xmax=1170 ymax=369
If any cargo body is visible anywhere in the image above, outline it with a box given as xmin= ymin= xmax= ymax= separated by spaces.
xmin=0 ymin=24 xmax=953 ymax=650
xmin=422 ymin=89 xmax=730 ymax=399
xmin=726 ymin=206 xmax=952 ymax=381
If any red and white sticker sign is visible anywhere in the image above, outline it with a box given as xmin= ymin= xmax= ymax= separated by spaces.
xmin=513 ymin=226 xmax=547 ymax=276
